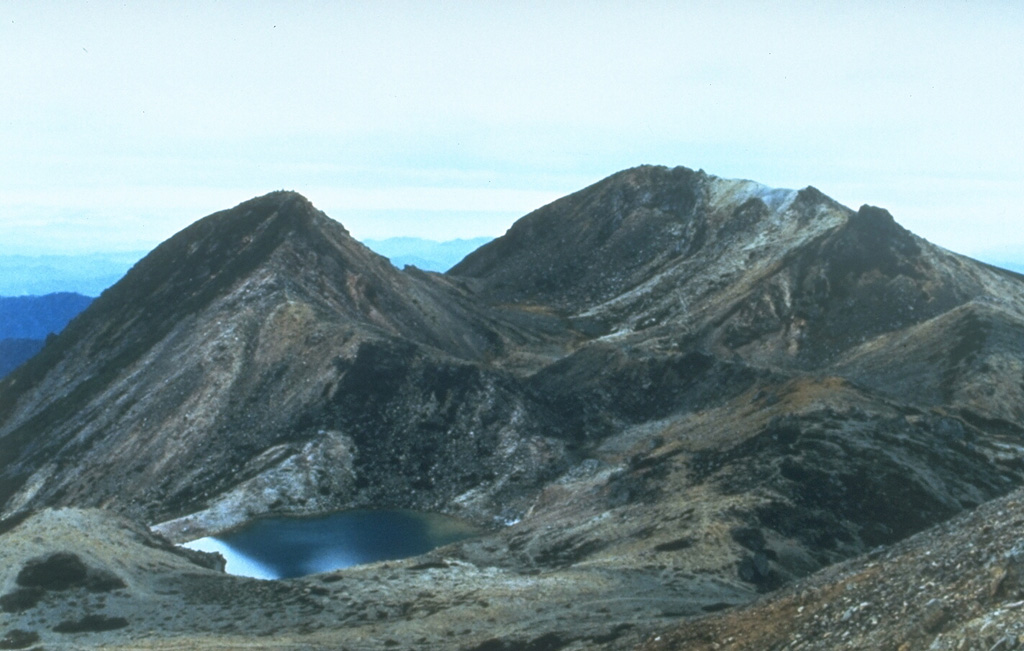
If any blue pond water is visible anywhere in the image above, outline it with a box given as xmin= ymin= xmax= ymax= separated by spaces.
xmin=182 ymin=509 xmax=481 ymax=580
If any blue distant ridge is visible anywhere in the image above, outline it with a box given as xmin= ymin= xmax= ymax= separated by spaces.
xmin=0 ymin=293 xmax=94 ymax=340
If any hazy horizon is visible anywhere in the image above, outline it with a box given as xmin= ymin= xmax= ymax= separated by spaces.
xmin=0 ymin=235 xmax=498 ymax=296
xmin=2 ymin=3 xmax=1022 ymax=264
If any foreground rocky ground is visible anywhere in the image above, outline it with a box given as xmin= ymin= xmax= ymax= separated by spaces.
xmin=4 ymin=487 xmax=1024 ymax=650
xmin=0 ymin=508 xmax=731 ymax=649
xmin=640 ymin=485 xmax=1024 ymax=651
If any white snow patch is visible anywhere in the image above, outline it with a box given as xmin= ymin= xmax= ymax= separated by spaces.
xmin=710 ymin=178 xmax=798 ymax=213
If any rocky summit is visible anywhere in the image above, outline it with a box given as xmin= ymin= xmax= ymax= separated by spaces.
xmin=1 ymin=165 xmax=1023 ymax=649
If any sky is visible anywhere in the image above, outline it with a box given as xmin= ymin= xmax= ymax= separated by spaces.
xmin=1 ymin=1 xmax=1022 ymax=265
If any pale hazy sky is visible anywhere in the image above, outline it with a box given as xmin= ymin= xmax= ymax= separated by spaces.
xmin=2 ymin=1 xmax=1022 ymax=264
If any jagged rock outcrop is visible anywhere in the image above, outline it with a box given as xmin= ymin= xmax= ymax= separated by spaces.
xmin=1 ymin=166 xmax=1023 ymax=649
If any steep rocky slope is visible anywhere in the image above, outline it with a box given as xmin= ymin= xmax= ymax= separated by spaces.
xmin=640 ymin=485 xmax=1024 ymax=650
xmin=452 ymin=167 xmax=1023 ymax=374
xmin=1 ymin=166 xmax=1023 ymax=649
xmin=0 ymin=191 xmax=570 ymax=532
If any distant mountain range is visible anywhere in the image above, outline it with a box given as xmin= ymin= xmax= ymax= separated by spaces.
xmin=0 ymin=292 xmax=93 ymax=377
xmin=362 ymin=236 xmax=494 ymax=271
xmin=0 ymin=293 xmax=94 ymax=340
xmin=0 ymin=253 xmax=145 ymax=297
xmin=0 ymin=338 xmax=45 ymax=378
xmin=0 ymin=239 xmax=491 ymax=299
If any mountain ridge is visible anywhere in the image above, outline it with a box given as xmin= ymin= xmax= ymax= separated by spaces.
xmin=0 ymin=292 xmax=93 ymax=379
xmin=0 ymin=293 xmax=94 ymax=341
xmin=2 ymin=165 xmax=1023 ymax=649
xmin=0 ymin=189 xmax=569 ymax=530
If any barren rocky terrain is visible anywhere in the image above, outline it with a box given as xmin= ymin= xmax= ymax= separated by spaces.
xmin=640 ymin=485 xmax=1024 ymax=650
xmin=2 ymin=165 xmax=1023 ymax=648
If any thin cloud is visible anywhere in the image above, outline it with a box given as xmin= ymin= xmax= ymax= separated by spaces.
xmin=0 ymin=2 xmax=1021 ymax=262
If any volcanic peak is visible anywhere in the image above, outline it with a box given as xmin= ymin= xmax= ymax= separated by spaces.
xmin=0 ymin=191 xmax=348 ymax=395
xmin=125 ymin=190 xmax=341 ymax=285
xmin=448 ymin=165 xmax=862 ymax=315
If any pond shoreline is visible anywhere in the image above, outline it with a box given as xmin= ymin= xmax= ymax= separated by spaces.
xmin=181 ymin=508 xmax=482 ymax=579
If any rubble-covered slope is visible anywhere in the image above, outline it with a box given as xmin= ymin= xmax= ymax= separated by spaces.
xmin=640 ymin=485 xmax=1024 ymax=651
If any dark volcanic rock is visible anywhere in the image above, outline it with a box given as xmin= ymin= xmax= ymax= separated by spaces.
xmin=0 ymin=587 xmax=43 ymax=613
xmin=451 ymin=166 xmax=708 ymax=310
xmin=0 ymin=629 xmax=39 ymax=650
xmin=527 ymin=345 xmax=765 ymax=446
xmin=715 ymin=409 xmax=1016 ymax=557
xmin=16 ymin=551 xmax=126 ymax=593
xmin=52 ymin=614 xmax=129 ymax=633
xmin=16 ymin=552 xmax=89 ymax=590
